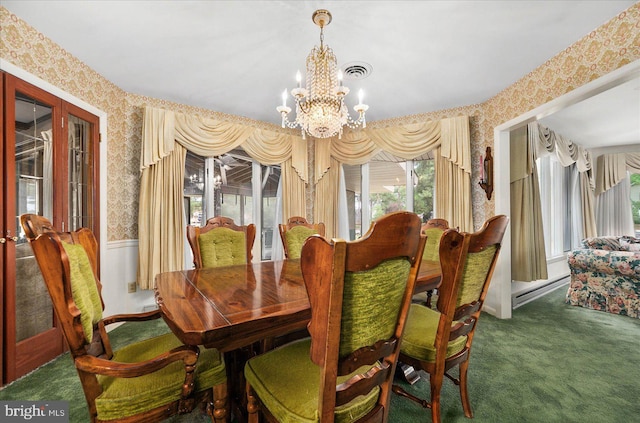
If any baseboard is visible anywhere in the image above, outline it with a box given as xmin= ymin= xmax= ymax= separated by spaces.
xmin=512 ymin=276 xmax=570 ymax=309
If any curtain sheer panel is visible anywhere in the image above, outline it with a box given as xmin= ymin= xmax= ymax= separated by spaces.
xmin=594 ymin=152 xmax=640 ymax=237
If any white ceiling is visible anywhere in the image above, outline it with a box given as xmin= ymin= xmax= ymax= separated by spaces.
xmin=3 ymin=0 xmax=638 ymax=148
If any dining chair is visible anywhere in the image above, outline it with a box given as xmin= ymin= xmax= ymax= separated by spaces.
xmin=187 ymin=216 xmax=256 ymax=268
xmin=392 ymin=215 xmax=509 ymax=423
xmin=278 ymin=216 xmax=326 ymax=259
xmin=20 ymin=214 xmax=229 ymax=423
xmin=420 ymin=218 xmax=450 ymax=308
xmin=245 ymin=211 xmax=427 ymax=422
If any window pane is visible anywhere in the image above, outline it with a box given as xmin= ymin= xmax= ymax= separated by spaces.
xmin=67 ymin=114 xmax=94 ymax=231
xmin=631 ymin=173 xmax=640 ymax=237
xmin=261 ymin=165 xmax=281 ymax=260
xmin=216 ymin=148 xmax=252 ymax=224
xmin=413 ymin=159 xmax=435 ymax=222
xmin=537 ymin=155 xmax=570 ymax=258
xmin=369 ymin=161 xmax=406 ymax=220
xmin=184 ymin=151 xmax=205 ymax=225
xmin=343 ymin=164 xmax=362 ymax=240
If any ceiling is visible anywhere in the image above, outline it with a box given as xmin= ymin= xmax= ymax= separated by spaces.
xmin=3 ymin=1 xmax=638 ymax=149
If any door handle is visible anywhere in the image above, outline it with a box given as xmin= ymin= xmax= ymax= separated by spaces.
xmin=0 ymin=236 xmax=18 ymax=243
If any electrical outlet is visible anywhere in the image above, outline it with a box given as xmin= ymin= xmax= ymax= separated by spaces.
xmin=128 ymin=282 xmax=137 ymax=293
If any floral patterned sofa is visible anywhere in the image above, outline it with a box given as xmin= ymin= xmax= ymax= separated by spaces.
xmin=565 ymin=236 xmax=640 ymax=319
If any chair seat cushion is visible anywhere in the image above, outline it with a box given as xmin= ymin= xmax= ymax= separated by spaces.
xmin=400 ymin=304 xmax=467 ymax=362
xmin=245 ymin=338 xmax=379 ymax=423
xmin=95 ymin=332 xmax=226 ymax=421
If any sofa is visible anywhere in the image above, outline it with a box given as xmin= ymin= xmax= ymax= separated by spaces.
xmin=565 ymin=236 xmax=640 ymax=319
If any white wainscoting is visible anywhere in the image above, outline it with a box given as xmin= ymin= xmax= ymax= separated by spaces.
xmin=101 ymin=240 xmax=157 ymax=318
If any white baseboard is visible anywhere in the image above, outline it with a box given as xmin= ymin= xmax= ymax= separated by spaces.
xmin=512 ymin=276 xmax=570 ymax=309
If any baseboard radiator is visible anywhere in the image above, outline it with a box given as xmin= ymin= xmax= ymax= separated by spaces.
xmin=512 ymin=275 xmax=570 ymax=309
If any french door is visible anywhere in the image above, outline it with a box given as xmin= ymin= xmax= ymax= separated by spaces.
xmin=1 ymin=72 xmax=100 ymax=385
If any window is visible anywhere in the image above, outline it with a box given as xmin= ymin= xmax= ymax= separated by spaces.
xmin=537 ymin=155 xmax=574 ymax=258
xmin=631 ymin=173 xmax=640 ymax=237
xmin=342 ymin=152 xmax=435 ymax=239
xmin=183 ymin=148 xmax=281 ymax=261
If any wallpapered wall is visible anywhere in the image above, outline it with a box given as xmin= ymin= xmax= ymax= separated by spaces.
xmin=1 ymin=4 xmax=638 ymax=241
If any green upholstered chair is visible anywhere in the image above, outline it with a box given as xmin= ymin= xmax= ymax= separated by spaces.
xmin=420 ymin=218 xmax=449 ymax=308
xmin=245 ymin=211 xmax=426 ymax=423
xmin=279 ymin=216 xmax=326 ymax=259
xmin=187 ymin=216 xmax=256 ymax=268
xmin=392 ymin=215 xmax=509 ymax=423
xmin=20 ymin=214 xmax=229 ymax=423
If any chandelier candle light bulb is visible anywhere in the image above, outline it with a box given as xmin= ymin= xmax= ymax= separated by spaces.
xmin=276 ymin=9 xmax=368 ymax=139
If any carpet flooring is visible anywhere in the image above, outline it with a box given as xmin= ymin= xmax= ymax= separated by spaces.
xmin=1 ymin=285 xmax=639 ymax=422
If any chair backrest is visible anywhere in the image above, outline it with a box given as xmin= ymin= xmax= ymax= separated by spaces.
xmin=421 ymin=218 xmax=449 ymax=262
xmin=187 ymin=216 xmax=256 ymax=268
xmin=435 ymin=215 xmax=509 ymax=362
xmin=300 ymin=211 xmax=426 ymax=422
xmin=20 ymin=213 xmax=112 ymax=365
xmin=279 ymin=216 xmax=326 ymax=259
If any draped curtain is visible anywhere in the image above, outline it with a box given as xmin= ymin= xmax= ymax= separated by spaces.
xmin=511 ymin=122 xmax=601 ymax=282
xmin=137 ymin=106 xmax=307 ymax=289
xmin=594 ymin=152 xmax=640 ymax=236
xmin=315 ymin=116 xmax=472 ymax=236
xmin=510 ymin=125 xmax=548 ymax=282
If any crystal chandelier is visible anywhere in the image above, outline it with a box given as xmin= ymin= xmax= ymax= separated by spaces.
xmin=277 ymin=9 xmax=368 ymax=139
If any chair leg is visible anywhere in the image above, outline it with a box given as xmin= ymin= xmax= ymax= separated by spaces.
xmin=210 ymin=383 xmax=229 ymax=423
xmin=246 ymin=384 xmax=260 ymax=423
xmin=459 ymin=360 xmax=473 ymax=418
xmin=430 ymin=373 xmax=444 ymax=423
xmin=425 ymin=289 xmax=433 ymax=308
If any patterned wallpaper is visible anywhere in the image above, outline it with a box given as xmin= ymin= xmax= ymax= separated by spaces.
xmin=1 ymin=4 xmax=639 ymax=240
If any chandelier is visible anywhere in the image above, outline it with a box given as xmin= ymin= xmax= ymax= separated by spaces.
xmin=277 ymin=9 xmax=368 ymax=139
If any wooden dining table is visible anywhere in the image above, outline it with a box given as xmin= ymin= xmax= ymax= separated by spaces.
xmin=155 ymin=258 xmax=441 ymax=352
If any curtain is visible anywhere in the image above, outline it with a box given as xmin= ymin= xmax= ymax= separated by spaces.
xmin=315 ymin=157 xmax=341 ymax=238
xmin=531 ymin=122 xmax=596 ymax=234
xmin=510 ymin=125 xmax=548 ymax=282
xmin=137 ymin=143 xmax=187 ymax=289
xmin=596 ymin=176 xmax=634 ymax=236
xmin=436 ymin=117 xmax=473 ymax=232
xmin=137 ymin=106 xmax=305 ymax=289
xmin=594 ymin=152 xmax=640 ymax=236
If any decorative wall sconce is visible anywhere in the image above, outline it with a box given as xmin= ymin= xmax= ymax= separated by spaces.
xmin=479 ymin=146 xmax=493 ymax=200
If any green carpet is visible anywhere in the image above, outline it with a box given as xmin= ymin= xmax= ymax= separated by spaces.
xmin=1 ymin=285 xmax=639 ymax=422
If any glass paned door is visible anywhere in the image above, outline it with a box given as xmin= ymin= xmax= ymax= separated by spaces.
xmin=2 ymin=73 xmax=100 ymax=385
xmin=14 ymin=93 xmax=55 ymax=345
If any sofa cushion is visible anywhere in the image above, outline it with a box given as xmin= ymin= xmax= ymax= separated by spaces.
xmin=581 ymin=236 xmax=624 ymax=251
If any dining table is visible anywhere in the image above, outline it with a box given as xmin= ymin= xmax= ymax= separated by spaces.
xmin=154 ymin=258 xmax=441 ymax=352
xmin=155 ymin=257 xmax=440 ymax=421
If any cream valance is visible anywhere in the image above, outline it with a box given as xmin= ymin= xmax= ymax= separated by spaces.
xmin=316 ymin=118 xmax=466 ymax=183
xmin=530 ymin=122 xmax=593 ymax=173
xmin=140 ymin=106 xmax=307 ymax=181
